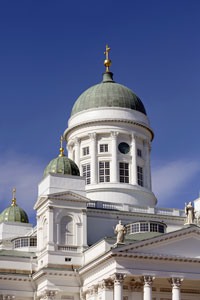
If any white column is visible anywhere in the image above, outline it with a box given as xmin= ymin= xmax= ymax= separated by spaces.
xmin=143 ymin=276 xmax=154 ymax=300
xmin=74 ymin=138 xmax=80 ymax=168
xmin=56 ymin=223 xmax=60 ymax=245
xmin=113 ymin=273 xmax=125 ymax=300
xmin=170 ymin=278 xmax=182 ymax=300
xmin=131 ymin=134 xmax=138 ymax=185
xmin=99 ymin=279 xmax=113 ymax=300
xmin=89 ymin=133 xmax=97 ymax=184
xmin=144 ymin=139 xmax=151 ymax=189
xmin=47 ymin=206 xmax=54 ymax=250
xmin=111 ymin=131 xmax=119 ymax=183
xmin=67 ymin=144 xmax=73 ymax=160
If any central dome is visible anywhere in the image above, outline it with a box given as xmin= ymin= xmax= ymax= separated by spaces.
xmin=71 ymin=72 xmax=146 ymax=117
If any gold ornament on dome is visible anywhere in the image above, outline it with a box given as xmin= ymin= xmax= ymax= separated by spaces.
xmin=104 ymin=45 xmax=111 ymax=72
xmin=11 ymin=187 xmax=17 ymax=206
xmin=59 ymin=135 xmax=65 ymax=157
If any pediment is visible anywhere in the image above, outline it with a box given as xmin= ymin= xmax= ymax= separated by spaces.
xmin=113 ymin=226 xmax=200 ymax=260
xmin=34 ymin=191 xmax=89 ymax=209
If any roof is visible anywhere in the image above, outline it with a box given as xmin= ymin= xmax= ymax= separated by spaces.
xmin=71 ymin=72 xmax=147 ymax=116
xmin=0 ymin=205 xmax=29 ymax=223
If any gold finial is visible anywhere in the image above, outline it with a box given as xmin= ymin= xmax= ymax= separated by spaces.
xmin=11 ymin=187 xmax=17 ymax=206
xmin=104 ymin=45 xmax=111 ymax=72
xmin=59 ymin=136 xmax=65 ymax=157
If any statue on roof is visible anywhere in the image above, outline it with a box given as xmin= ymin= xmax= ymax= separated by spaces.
xmin=184 ymin=201 xmax=195 ymax=225
xmin=114 ymin=220 xmax=126 ymax=244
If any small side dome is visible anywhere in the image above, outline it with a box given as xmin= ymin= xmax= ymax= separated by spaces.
xmin=0 ymin=188 xmax=29 ymax=224
xmin=43 ymin=136 xmax=80 ymax=178
xmin=43 ymin=156 xmax=80 ymax=178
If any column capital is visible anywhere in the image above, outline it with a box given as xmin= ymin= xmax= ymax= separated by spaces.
xmin=131 ymin=133 xmax=138 ymax=140
xmin=88 ymin=285 xmax=98 ymax=295
xmin=40 ymin=290 xmax=57 ymax=300
xmin=169 ymin=277 xmax=183 ymax=288
xmin=111 ymin=131 xmax=119 ymax=139
xmin=88 ymin=132 xmax=97 ymax=141
xmin=99 ymin=279 xmax=113 ymax=291
xmin=112 ymin=273 xmax=126 ymax=284
xmin=74 ymin=137 xmax=80 ymax=145
xmin=142 ymin=275 xmax=154 ymax=286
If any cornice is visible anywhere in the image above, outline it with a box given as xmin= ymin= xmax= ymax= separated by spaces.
xmin=64 ymin=119 xmax=154 ymax=141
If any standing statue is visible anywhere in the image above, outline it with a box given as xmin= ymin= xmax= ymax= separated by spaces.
xmin=185 ymin=202 xmax=195 ymax=225
xmin=114 ymin=220 xmax=126 ymax=244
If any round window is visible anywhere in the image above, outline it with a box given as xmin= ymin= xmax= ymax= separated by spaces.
xmin=118 ymin=142 xmax=130 ymax=154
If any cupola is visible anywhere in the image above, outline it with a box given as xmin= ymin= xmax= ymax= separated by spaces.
xmin=43 ymin=136 xmax=80 ymax=178
xmin=0 ymin=188 xmax=29 ymax=223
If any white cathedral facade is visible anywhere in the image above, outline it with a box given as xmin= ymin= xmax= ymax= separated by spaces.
xmin=1 ymin=48 xmax=200 ymax=300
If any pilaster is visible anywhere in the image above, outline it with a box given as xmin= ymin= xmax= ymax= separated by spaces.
xmin=89 ymin=132 xmax=97 ymax=184
xmin=74 ymin=137 xmax=80 ymax=168
xmin=111 ymin=131 xmax=119 ymax=183
xmin=131 ymin=134 xmax=138 ymax=185
xmin=143 ymin=139 xmax=151 ymax=189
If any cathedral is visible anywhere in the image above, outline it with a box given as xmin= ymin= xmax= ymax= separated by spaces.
xmin=1 ymin=46 xmax=200 ymax=300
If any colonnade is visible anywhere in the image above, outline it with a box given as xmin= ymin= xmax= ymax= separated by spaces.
xmin=81 ymin=274 xmax=183 ymax=300
xmin=67 ymin=131 xmax=151 ymax=188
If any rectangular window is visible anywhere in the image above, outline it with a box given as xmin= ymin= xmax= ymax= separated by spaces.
xmin=82 ymin=146 xmax=89 ymax=156
xmin=158 ymin=224 xmax=165 ymax=233
xmin=140 ymin=223 xmax=148 ymax=232
xmin=100 ymin=144 xmax=108 ymax=153
xmin=30 ymin=238 xmax=37 ymax=246
xmin=150 ymin=223 xmax=158 ymax=232
xmin=119 ymin=162 xmax=129 ymax=183
xmin=14 ymin=239 xmax=20 ymax=248
xmin=137 ymin=166 xmax=143 ymax=186
xmin=21 ymin=238 xmax=29 ymax=247
xmin=82 ymin=164 xmax=91 ymax=184
xmin=99 ymin=161 xmax=110 ymax=182
xmin=132 ymin=223 xmax=139 ymax=233
xmin=137 ymin=149 xmax=142 ymax=157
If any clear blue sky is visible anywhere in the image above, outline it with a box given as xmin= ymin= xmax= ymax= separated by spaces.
xmin=0 ymin=0 xmax=200 ymax=224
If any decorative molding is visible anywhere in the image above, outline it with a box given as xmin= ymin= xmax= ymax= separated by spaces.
xmin=111 ymin=131 xmax=119 ymax=139
xmin=40 ymin=290 xmax=57 ymax=300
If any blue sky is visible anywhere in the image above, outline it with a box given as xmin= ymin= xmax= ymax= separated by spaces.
xmin=0 ymin=0 xmax=200 ymax=224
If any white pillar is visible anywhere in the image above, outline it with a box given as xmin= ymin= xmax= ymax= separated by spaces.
xmin=99 ymin=279 xmax=113 ymax=300
xmin=143 ymin=276 xmax=154 ymax=300
xmin=67 ymin=144 xmax=73 ymax=160
xmin=47 ymin=206 xmax=54 ymax=250
xmin=131 ymin=134 xmax=138 ymax=185
xmin=111 ymin=131 xmax=119 ymax=183
xmin=113 ymin=273 xmax=125 ymax=300
xmin=170 ymin=278 xmax=182 ymax=300
xmin=144 ymin=139 xmax=151 ymax=189
xmin=56 ymin=223 xmax=60 ymax=245
xmin=74 ymin=137 xmax=80 ymax=168
xmin=89 ymin=133 xmax=97 ymax=184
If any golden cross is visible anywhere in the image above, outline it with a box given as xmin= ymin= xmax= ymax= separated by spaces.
xmin=104 ymin=45 xmax=111 ymax=60
xmin=59 ymin=135 xmax=65 ymax=157
xmin=11 ymin=187 xmax=17 ymax=206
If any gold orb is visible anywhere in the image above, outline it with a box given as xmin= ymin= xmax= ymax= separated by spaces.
xmin=104 ymin=59 xmax=111 ymax=67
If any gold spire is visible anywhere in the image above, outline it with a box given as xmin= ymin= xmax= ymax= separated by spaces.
xmin=11 ymin=187 xmax=17 ymax=206
xmin=104 ymin=45 xmax=111 ymax=72
xmin=59 ymin=136 xmax=65 ymax=157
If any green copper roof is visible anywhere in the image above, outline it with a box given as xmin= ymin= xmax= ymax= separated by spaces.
xmin=71 ymin=72 xmax=146 ymax=116
xmin=0 ymin=205 xmax=29 ymax=223
xmin=43 ymin=155 xmax=80 ymax=178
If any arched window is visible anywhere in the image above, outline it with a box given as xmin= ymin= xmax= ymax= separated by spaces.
xmin=60 ymin=216 xmax=74 ymax=245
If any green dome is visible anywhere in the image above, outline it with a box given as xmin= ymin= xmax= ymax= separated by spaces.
xmin=71 ymin=72 xmax=146 ymax=116
xmin=43 ymin=155 xmax=80 ymax=178
xmin=0 ymin=205 xmax=29 ymax=223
